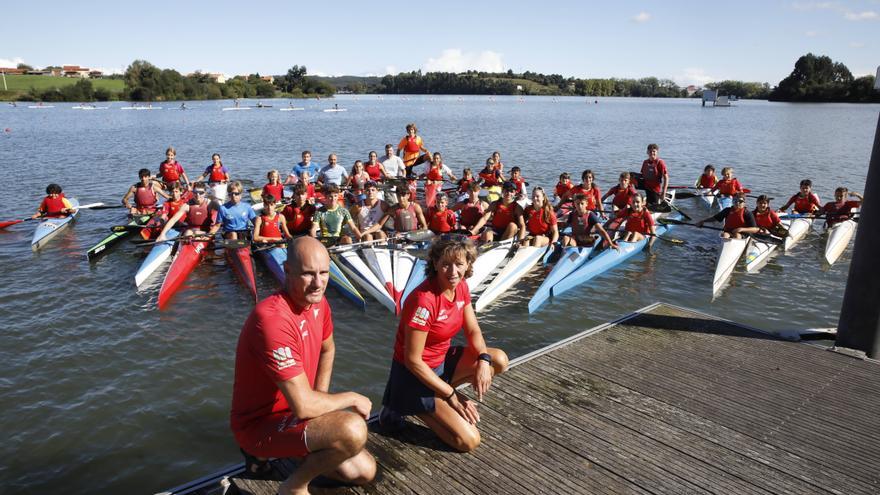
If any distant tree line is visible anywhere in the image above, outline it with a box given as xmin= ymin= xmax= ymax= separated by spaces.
xmin=25 ymin=79 xmax=115 ymax=102
xmin=769 ymin=53 xmax=878 ymax=103
xmin=122 ymin=60 xmax=335 ymax=101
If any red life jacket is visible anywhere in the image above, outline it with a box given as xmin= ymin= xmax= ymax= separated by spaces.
xmin=457 ymin=178 xmax=473 ymax=193
xmin=822 ymin=200 xmax=860 ymax=225
xmin=525 ymin=206 xmax=554 ymax=235
xmin=609 ymin=185 xmax=637 ymax=209
xmin=640 ymin=159 xmax=665 ymax=192
xmin=571 ymin=185 xmax=601 ymax=211
xmin=162 ymin=198 xmax=185 ymax=219
xmin=698 ymin=174 xmax=717 ymax=188
xmin=723 ymin=208 xmax=749 ymax=231
xmin=262 ymin=183 xmax=284 ymax=201
xmin=624 ymin=209 xmax=654 ymax=234
xmin=569 ymin=212 xmax=598 ymax=238
xmin=208 ymin=166 xmax=226 ymax=182
xmin=364 ymin=162 xmax=382 ymax=181
xmin=555 ymin=182 xmax=573 ymax=199
xmin=790 ymin=193 xmax=819 ymax=214
xmin=511 ymin=177 xmax=526 ymax=192
xmin=259 ymin=214 xmax=283 ymax=238
xmin=479 ymin=169 xmax=500 ymax=187
xmin=42 ymin=194 xmax=68 ymax=217
xmin=753 ymin=209 xmax=779 ymax=229
xmin=715 ymin=178 xmax=742 ymax=196
xmin=186 ymin=200 xmax=212 ymax=229
xmin=134 ymin=183 xmax=158 ymax=209
xmin=404 ymin=136 xmax=421 ymax=153
xmin=490 ymin=201 xmax=515 ymax=230
xmin=427 ymin=165 xmax=443 ymax=181
xmin=428 ymin=209 xmax=455 ymax=233
xmin=459 ymin=201 xmax=484 ymax=228
xmin=160 ymin=161 xmax=181 ymax=182
xmin=394 ymin=203 xmax=418 ymax=231
xmin=282 ymin=204 xmax=314 ymax=234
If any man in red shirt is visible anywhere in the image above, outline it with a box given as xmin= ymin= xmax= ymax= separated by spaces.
xmin=230 ymin=236 xmax=375 ymax=494
xmin=639 ymin=143 xmax=669 ymax=207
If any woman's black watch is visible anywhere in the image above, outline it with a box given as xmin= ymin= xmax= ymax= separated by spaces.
xmin=478 ymin=353 xmax=492 ymax=365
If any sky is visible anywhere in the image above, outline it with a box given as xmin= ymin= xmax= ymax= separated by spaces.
xmin=3 ymin=0 xmax=878 ymax=86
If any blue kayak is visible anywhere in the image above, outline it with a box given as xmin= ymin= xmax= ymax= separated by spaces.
xmin=528 ymin=245 xmax=595 ymax=314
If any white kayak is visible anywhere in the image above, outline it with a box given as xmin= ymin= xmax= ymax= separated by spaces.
xmin=28 ymin=105 xmax=55 ymax=109
xmin=323 ymin=108 xmax=347 ymax=112
xmin=712 ymin=236 xmax=750 ymax=297
xmin=280 ymin=107 xmax=305 ymax=111
xmin=782 ymin=217 xmax=813 ymax=251
xmin=134 ymin=229 xmax=180 ymax=287
xmin=31 ymin=198 xmax=79 ymax=250
xmin=696 ymin=188 xmax=715 ymax=209
xmin=392 ymin=248 xmax=417 ymax=313
xmin=466 ymin=238 xmax=517 ymax=293
xmin=333 ymin=249 xmax=396 ymax=313
xmin=824 ymin=218 xmax=856 ymax=266
xmin=221 ymin=107 xmax=251 ymax=111
xmin=362 ymin=246 xmax=395 ymax=299
xmin=474 ymin=245 xmax=547 ymax=312
xmin=528 ymin=245 xmax=595 ymax=314
xmin=744 ymin=238 xmax=777 ymax=273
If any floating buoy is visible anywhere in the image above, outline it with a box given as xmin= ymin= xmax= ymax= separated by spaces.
xmin=3 ymin=128 xmax=10 ymax=133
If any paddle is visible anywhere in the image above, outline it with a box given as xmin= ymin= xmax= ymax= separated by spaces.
xmin=657 ymin=218 xmax=784 ymax=245
xmin=661 ymin=200 xmax=691 ymax=221
xmin=130 ymin=234 xmax=206 ymax=246
xmin=606 ymin=229 xmax=686 ymax=245
xmin=1 ymin=202 xmax=105 ymax=228
xmin=251 ymin=240 xmax=289 ymax=253
xmin=79 ymin=204 xmax=127 ymax=210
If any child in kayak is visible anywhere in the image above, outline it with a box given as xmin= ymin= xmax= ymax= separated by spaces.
xmin=819 ymin=187 xmax=862 ymax=226
xmin=695 ymin=164 xmax=717 ymax=189
xmin=310 ymin=184 xmax=362 ymax=245
xmin=696 ymin=194 xmax=757 ymax=239
xmin=456 ymin=168 xmax=475 ymax=202
xmin=469 ymin=181 xmax=526 ymax=242
xmin=618 ymin=194 xmax=657 ymax=246
xmin=753 ymin=195 xmax=785 ymax=236
xmin=509 ymin=166 xmax=528 ymax=201
xmin=779 ymin=179 xmax=821 ymax=215
xmin=156 ymin=182 xmax=219 ymax=241
xmin=281 ymin=183 xmax=316 ymax=237
xmin=452 ymin=183 xmax=488 ymax=233
xmin=710 ymin=167 xmax=744 ymax=201
xmin=427 ymin=193 xmax=457 ymax=235
xmin=569 ymin=170 xmax=604 ymax=216
xmin=33 ymin=183 xmax=76 ymax=218
xmin=562 ymin=193 xmax=617 ymax=249
xmin=261 ymin=170 xmax=284 ymax=205
xmin=158 ymin=147 xmax=191 ymax=191
xmin=197 ymin=153 xmax=230 ymax=185
xmin=554 ymin=172 xmax=574 ymax=206
xmin=123 ymin=168 xmax=169 ymax=215
xmin=640 ymin=143 xmax=669 ymax=207
xmin=213 ymin=181 xmax=256 ymax=240
xmin=523 ymin=187 xmax=558 ymax=247
xmin=253 ymin=195 xmax=291 ymax=243
xmin=602 ymin=172 xmax=638 ymax=211
xmin=347 ymin=160 xmax=370 ymax=206
xmin=491 ymin=151 xmax=506 ymax=179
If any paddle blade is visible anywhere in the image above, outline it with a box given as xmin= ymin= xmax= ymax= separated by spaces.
xmin=0 ymin=219 xmax=25 ymax=228
xmin=111 ymin=224 xmax=143 ymax=232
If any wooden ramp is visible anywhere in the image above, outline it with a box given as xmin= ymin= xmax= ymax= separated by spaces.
xmin=227 ymin=303 xmax=880 ymax=495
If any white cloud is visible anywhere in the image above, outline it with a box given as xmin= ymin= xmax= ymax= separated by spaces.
xmin=384 ymin=65 xmax=398 ymax=76
xmin=92 ymin=66 xmax=124 ymax=75
xmin=805 ymin=30 xmax=820 ymax=36
xmin=849 ymin=41 xmax=865 ymax=48
xmin=632 ymin=11 xmax=652 ymax=23
xmin=674 ymin=68 xmax=716 ymax=87
xmin=0 ymin=57 xmax=26 ymax=68
xmin=422 ymin=49 xmax=504 ymax=73
xmin=844 ymin=10 xmax=879 ymax=20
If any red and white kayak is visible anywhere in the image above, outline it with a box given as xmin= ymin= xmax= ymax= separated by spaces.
xmin=225 ymin=246 xmax=257 ymax=302
xmin=158 ymin=240 xmax=210 ymax=309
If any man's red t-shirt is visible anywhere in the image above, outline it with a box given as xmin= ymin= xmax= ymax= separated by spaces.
xmin=393 ymin=278 xmax=471 ymax=368
xmin=640 ymin=159 xmax=668 ymax=193
xmin=230 ymin=292 xmax=333 ymax=432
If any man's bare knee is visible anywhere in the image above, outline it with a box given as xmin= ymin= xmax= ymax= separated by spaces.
xmin=452 ymin=427 xmax=481 ymax=453
xmin=330 ymin=411 xmax=368 ymax=457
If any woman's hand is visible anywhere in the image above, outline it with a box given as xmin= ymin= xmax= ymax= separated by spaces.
xmin=447 ymin=392 xmax=480 ymax=425
xmin=472 ymin=360 xmax=493 ymax=401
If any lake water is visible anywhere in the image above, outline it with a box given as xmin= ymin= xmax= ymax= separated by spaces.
xmin=0 ymin=96 xmax=877 ymax=494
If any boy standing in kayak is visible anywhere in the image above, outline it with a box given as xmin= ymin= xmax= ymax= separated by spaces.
xmin=33 ymin=183 xmax=76 ymax=218
xmin=122 ymin=168 xmax=169 ymax=216
xmin=231 ymin=236 xmax=376 ymax=493
xmin=640 ymin=143 xmax=669 ymax=207
xmin=779 ymin=179 xmax=821 ymax=215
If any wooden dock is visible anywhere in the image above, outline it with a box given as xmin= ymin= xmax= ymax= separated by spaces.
xmin=172 ymin=303 xmax=880 ymax=495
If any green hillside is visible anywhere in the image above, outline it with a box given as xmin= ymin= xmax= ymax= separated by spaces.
xmin=0 ymin=75 xmax=124 ymax=101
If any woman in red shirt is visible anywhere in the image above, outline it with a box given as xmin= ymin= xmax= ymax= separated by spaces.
xmin=380 ymin=238 xmax=508 ymax=451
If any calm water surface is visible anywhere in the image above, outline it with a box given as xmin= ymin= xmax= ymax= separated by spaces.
xmin=0 ymin=96 xmax=876 ymax=494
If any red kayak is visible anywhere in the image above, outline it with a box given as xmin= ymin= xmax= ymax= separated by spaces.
xmin=226 ymin=246 xmax=258 ymax=302
xmin=158 ymin=240 xmax=210 ymax=309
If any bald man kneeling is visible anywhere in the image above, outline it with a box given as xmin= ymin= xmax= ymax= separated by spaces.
xmin=230 ymin=236 xmax=376 ymax=495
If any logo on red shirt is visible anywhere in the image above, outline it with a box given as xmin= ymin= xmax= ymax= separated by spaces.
xmin=412 ymin=307 xmax=430 ymax=326
xmin=273 ymin=347 xmax=296 ymax=370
